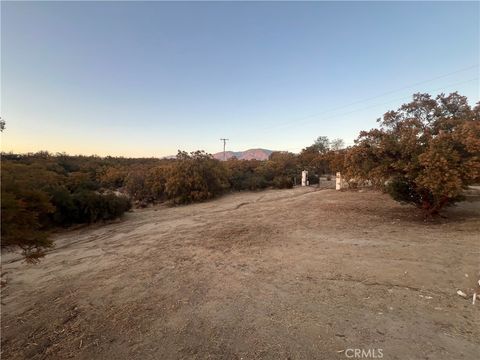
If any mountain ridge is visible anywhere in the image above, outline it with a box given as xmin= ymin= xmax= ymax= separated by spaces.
xmin=213 ymin=148 xmax=272 ymax=161
xmin=163 ymin=148 xmax=273 ymax=160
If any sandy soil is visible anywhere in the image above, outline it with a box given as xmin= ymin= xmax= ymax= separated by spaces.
xmin=1 ymin=185 xmax=479 ymax=360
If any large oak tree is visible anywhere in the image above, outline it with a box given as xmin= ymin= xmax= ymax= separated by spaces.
xmin=344 ymin=93 xmax=480 ymax=214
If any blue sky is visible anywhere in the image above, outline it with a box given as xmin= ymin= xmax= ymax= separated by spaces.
xmin=2 ymin=1 xmax=479 ymax=157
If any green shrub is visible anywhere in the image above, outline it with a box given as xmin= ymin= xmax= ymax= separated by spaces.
xmin=226 ymin=160 xmax=267 ymax=191
xmin=272 ymin=176 xmax=294 ymax=189
xmin=308 ymin=173 xmax=319 ymax=185
xmin=246 ymin=174 xmax=269 ymax=190
xmin=71 ymin=191 xmax=131 ymax=223
xmin=50 ymin=188 xmax=79 ymax=225
xmin=165 ymin=151 xmax=228 ymax=204
xmin=125 ymin=170 xmax=150 ymax=202
xmin=386 ymin=177 xmax=423 ymax=205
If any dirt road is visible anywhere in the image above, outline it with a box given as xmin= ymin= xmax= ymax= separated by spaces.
xmin=1 ymin=187 xmax=479 ymax=359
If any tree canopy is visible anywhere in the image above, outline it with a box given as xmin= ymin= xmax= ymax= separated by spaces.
xmin=344 ymin=92 xmax=479 ymax=214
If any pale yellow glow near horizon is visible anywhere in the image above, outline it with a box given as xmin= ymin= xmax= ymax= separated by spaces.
xmin=1 ymin=131 xmax=179 ymax=158
xmin=0 ymin=118 xmax=301 ymax=157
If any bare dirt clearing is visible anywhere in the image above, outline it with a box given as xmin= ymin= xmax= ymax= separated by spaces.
xmin=2 ymin=187 xmax=479 ymax=359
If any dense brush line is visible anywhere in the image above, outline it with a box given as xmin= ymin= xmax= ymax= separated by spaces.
xmin=2 ymin=92 xmax=479 ymax=261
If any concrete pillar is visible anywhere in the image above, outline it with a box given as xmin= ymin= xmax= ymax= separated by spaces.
xmin=301 ymin=170 xmax=308 ymax=187
xmin=336 ymin=172 xmax=342 ymax=190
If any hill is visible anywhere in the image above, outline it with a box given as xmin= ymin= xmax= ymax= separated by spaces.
xmin=213 ymin=148 xmax=272 ymax=161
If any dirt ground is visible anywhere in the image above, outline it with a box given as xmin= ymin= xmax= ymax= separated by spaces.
xmin=1 ymin=185 xmax=479 ymax=360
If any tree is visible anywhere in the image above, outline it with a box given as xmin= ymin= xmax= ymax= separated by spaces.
xmin=299 ymin=137 xmax=346 ymax=179
xmin=312 ymin=136 xmax=330 ymax=154
xmin=330 ymin=138 xmax=345 ymax=151
xmin=0 ymin=117 xmax=5 ymax=132
xmin=344 ymin=92 xmax=480 ymax=215
xmin=1 ymin=163 xmax=58 ymax=261
xmin=325 ymin=148 xmax=347 ymax=174
xmin=1 ymin=156 xmax=132 ymax=261
xmin=1 ymin=190 xmax=54 ymax=262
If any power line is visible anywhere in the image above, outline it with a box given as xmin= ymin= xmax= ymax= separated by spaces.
xmin=258 ymin=64 xmax=479 ymax=132
xmin=272 ymin=77 xmax=478 ymax=128
xmin=226 ymin=66 xmax=478 ymax=154
xmin=260 ymin=77 xmax=478 ymax=153
xmin=220 ymin=138 xmax=229 ymax=160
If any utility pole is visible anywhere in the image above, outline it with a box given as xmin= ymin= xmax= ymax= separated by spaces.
xmin=220 ymin=138 xmax=229 ymax=161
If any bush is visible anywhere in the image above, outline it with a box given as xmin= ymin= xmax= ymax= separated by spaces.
xmin=98 ymin=166 xmax=127 ymax=188
xmin=50 ymin=188 xmax=79 ymax=225
xmin=145 ymin=166 xmax=169 ymax=202
xmin=1 ymin=189 xmax=54 ymax=261
xmin=308 ymin=173 xmax=319 ymax=185
xmin=71 ymin=191 xmax=131 ymax=223
xmin=225 ymin=158 xmax=267 ymax=191
xmin=246 ymin=174 xmax=269 ymax=190
xmin=165 ymin=151 xmax=228 ymax=204
xmin=124 ymin=165 xmax=169 ymax=203
xmin=386 ymin=177 xmax=424 ymax=206
xmin=1 ymin=155 xmax=146 ymax=260
xmin=125 ymin=169 xmax=150 ymax=202
xmin=272 ymin=176 xmax=294 ymax=189
xmin=1 ymin=162 xmax=58 ymax=260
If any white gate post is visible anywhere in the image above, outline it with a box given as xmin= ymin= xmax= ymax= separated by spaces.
xmin=336 ymin=172 xmax=342 ymax=190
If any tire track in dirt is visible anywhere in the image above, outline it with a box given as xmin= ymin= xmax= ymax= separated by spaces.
xmin=1 ymin=187 xmax=479 ymax=360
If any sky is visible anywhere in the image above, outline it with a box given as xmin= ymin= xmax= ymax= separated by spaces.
xmin=1 ymin=1 xmax=479 ymax=157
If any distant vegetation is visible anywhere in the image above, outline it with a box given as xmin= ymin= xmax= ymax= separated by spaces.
xmin=0 ymin=142 xmax=341 ymax=261
xmin=1 ymin=92 xmax=478 ymax=260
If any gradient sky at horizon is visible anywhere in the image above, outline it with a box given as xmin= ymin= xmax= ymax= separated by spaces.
xmin=1 ymin=1 xmax=479 ymax=157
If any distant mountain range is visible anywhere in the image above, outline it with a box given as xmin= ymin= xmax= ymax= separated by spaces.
xmin=163 ymin=148 xmax=273 ymax=161
xmin=213 ymin=148 xmax=272 ymax=161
